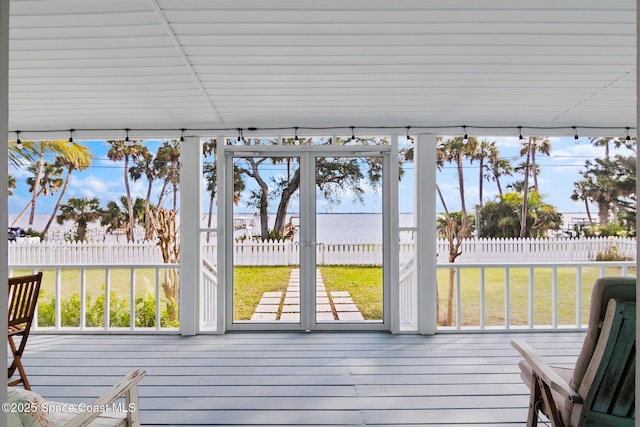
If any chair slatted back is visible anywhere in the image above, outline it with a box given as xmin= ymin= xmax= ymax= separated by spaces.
xmin=8 ymin=272 xmax=42 ymax=329
xmin=575 ymin=299 xmax=635 ymax=426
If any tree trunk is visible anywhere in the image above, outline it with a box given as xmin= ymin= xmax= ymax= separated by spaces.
xmin=144 ymin=180 xmax=154 ymax=241
xmin=123 ymin=155 xmax=135 ymax=242
xmin=42 ymin=168 xmax=73 ymax=239
xmin=27 ymin=154 xmax=45 ymax=229
xmin=148 ymin=208 xmax=180 ymax=321
xmin=520 ymin=138 xmax=532 ymax=238
xmin=495 ymin=173 xmax=503 ymax=197
xmin=531 ymin=149 xmax=538 ymax=192
xmin=273 ymin=169 xmax=301 ymax=237
xmin=584 ymin=199 xmax=594 ymax=226
xmin=457 ymin=156 xmax=467 ymax=217
xmin=478 ymin=157 xmax=484 ymax=207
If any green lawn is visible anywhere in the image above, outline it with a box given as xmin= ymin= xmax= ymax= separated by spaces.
xmin=320 ymin=266 xmax=383 ymax=320
xmin=233 ymin=266 xmax=293 ymax=320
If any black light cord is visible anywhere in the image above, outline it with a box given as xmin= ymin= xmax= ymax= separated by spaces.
xmin=10 ymin=124 xmax=637 ymax=140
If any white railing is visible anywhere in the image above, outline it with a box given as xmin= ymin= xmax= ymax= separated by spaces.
xmin=436 ymin=261 xmax=635 ymax=332
xmin=398 ymin=258 xmax=417 ymax=331
xmin=10 ymin=237 xmax=636 ymax=266
xmin=201 ymin=258 xmax=217 ymax=330
xmin=9 ymin=264 xmax=180 ymax=332
xmin=9 ymin=259 xmax=635 ymax=333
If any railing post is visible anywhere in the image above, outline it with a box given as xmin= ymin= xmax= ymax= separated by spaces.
xmin=504 ymin=267 xmax=510 ymax=329
xmin=552 ymin=267 xmax=558 ymax=328
xmin=528 ymin=266 xmax=534 ymax=328
xmin=576 ymin=266 xmax=582 ymax=327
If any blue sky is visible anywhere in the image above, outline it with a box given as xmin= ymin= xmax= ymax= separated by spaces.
xmin=7 ymin=136 xmax=633 ymax=226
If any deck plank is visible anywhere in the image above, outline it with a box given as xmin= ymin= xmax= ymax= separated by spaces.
xmin=14 ymin=331 xmax=585 ymax=426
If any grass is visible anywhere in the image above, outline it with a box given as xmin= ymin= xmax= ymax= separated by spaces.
xmin=233 ymin=266 xmax=294 ymax=320
xmin=11 ymin=267 xmax=162 ymax=301
xmin=320 ymin=266 xmax=383 ymax=320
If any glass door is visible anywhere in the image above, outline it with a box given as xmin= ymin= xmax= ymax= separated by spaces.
xmin=312 ymin=154 xmax=386 ymax=329
xmin=223 ymin=145 xmax=391 ymax=331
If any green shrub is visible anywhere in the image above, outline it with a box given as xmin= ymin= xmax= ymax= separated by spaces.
xmin=36 ymin=287 xmax=178 ymax=328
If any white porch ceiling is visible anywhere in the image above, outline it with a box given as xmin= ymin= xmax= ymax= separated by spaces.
xmin=7 ymin=0 xmax=637 ymax=138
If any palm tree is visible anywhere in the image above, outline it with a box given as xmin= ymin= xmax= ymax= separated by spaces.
xmin=9 ymin=140 xmax=81 ymax=230
xmin=590 ymin=137 xmax=614 ymax=160
xmin=42 ymin=142 xmax=93 ymax=239
xmin=11 ymin=161 xmax=64 ymax=228
xmin=519 ymin=136 xmax=551 ymax=193
xmin=485 ymin=145 xmax=512 ymax=197
xmin=437 ymin=136 xmax=478 ymax=218
xmin=56 ymin=197 xmax=102 ymax=242
xmin=107 ymin=139 xmax=149 ymax=242
xmin=8 ymin=175 xmax=16 ymax=196
xmin=571 ymin=180 xmax=594 ymax=226
xmin=154 ymin=140 xmax=180 ymax=211
xmin=472 ymin=139 xmax=495 ymax=207
xmin=100 ymin=196 xmax=147 ymax=242
xmin=129 ymin=150 xmax=156 ymax=241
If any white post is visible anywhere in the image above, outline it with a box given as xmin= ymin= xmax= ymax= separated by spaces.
xmin=416 ymin=134 xmax=438 ymax=334
xmin=388 ymin=135 xmax=401 ymax=333
xmin=216 ymin=135 xmax=229 ymax=333
xmin=179 ymin=135 xmax=201 ymax=335
xmin=635 ymin=0 xmax=639 ymax=413
xmin=0 ymin=0 xmax=8 ymax=415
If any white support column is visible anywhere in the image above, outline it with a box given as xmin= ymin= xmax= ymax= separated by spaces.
xmin=179 ymin=136 xmax=201 ymax=335
xmin=388 ymin=135 xmax=401 ymax=333
xmin=300 ymin=152 xmax=315 ymax=330
xmin=635 ymin=0 xmax=639 ymax=415
xmin=215 ymin=135 xmax=228 ymax=333
xmin=415 ymin=134 xmax=438 ymax=334
xmin=1 ymin=0 xmax=8 ymax=414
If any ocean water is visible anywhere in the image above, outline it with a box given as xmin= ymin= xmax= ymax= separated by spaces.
xmin=12 ymin=213 xmax=415 ymax=243
xmin=227 ymin=213 xmax=415 ymax=243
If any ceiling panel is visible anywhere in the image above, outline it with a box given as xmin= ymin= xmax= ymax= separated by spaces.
xmin=7 ymin=0 xmax=636 ymax=137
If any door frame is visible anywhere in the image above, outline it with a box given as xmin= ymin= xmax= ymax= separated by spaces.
xmin=218 ymin=142 xmax=399 ymax=332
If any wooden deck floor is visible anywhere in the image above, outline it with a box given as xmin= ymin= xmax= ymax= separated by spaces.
xmin=18 ymin=331 xmax=585 ymax=426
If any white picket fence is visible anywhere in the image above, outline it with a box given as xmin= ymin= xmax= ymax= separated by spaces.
xmin=441 ymin=237 xmax=637 ymax=263
xmin=8 ymin=236 xmax=637 ymax=266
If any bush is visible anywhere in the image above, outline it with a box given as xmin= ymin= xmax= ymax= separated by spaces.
xmin=37 ymin=287 xmax=179 ymax=328
xmin=595 ymin=245 xmax=633 ymax=261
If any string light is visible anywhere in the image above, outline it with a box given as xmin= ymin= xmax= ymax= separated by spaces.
xmin=68 ymin=129 xmax=74 ymax=144
xmin=462 ymin=126 xmax=468 ymax=143
xmin=406 ymin=127 xmax=413 ymax=143
xmin=8 ymin=125 xmax=637 ymax=143
xmin=294 ymin=127 xmax=299 ymax=143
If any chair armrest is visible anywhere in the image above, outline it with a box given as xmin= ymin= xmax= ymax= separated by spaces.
xmin=64 ymin=369 xmax=146 ymax=427
xmin=511 ymin=340 xmax=582 ymax=404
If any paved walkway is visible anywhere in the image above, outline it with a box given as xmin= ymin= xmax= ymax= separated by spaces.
xmin=251 ymin=269 xmax=364 ymax=321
